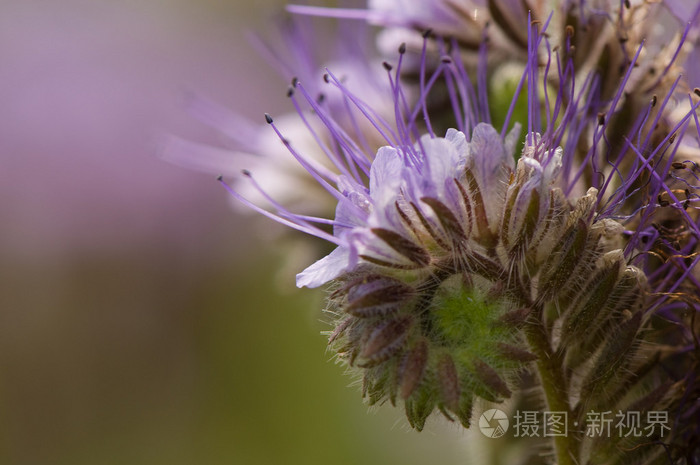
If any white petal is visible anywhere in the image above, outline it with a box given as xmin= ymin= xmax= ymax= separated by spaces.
xmin=369 ymin=146 xmax=404 ymax=196
xmin=296 ymin=247 xmax=350 ymax=288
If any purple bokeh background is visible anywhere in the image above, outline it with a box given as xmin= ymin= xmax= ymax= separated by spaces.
xmin=0 ymin=0 xmax=287 ymax=263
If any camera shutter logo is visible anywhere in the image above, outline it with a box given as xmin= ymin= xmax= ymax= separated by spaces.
xmin=479 ymin=409 xmax=509 ymax=438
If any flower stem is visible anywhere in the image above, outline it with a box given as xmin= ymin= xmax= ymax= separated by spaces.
xmin=524 ymin=317 xmax=578 ymax=465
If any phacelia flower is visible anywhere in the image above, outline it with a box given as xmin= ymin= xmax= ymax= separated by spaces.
xmin=191 ymin=3 xmax=700 ymax=464
xmin=320 ymin=122 xmax=653 ymax=433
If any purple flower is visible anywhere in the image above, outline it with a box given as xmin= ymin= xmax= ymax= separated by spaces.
xmin=296 ymin=123 xmax=524 ymax=287
xmin=200 ymin=2 xmax=700 ymax=462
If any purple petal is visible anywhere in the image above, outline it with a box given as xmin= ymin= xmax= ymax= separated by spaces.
xmin=468 ymin=123 xmax=515 ymax=183
xmin=422 ymin=133 xmax=463 ymax=186
xmin=503 ymin=123 xmax=522 ymax=161
xmin=368 ymin=146 xmax=406 ymax=229
xmin=445 ymin=128 xmax=468 ymax=155
xmin=466 ymin=123 xmax=515 ymax=229
xmin=415 ymin=132 xmax=465 ymax=210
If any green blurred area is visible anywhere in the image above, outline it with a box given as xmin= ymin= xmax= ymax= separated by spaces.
xmin=0 ymin=247 xmax=469 ymax=465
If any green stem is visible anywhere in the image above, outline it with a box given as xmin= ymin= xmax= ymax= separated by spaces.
xmin=524 ymin=319 xmax=578 ymax=465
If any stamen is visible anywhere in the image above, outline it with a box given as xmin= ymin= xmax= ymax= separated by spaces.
xmin=217 ymin=176 xmax=346 ymax=246
xmin=541 ymin=37 xmax=553 ymax=133
xmin=323 ymin=69 xmax=399 ymax=146
xmin=565 ymin=42 xmax=646 ymax=196
xmin=383 ymin=49 xmax=415 ymax=159
xmin=287 ymin=89 xmax=365 ymax=182
xmin=417 ymin=31 xmax=435 ymax=138
xmin=477 ymin=29 xmax=491 ymax=125
xmin=391 ymin=55 xmax=424 ymax=157
xmin=449 ymin=38 xmax=480 ymax=132
xmin=639 ymin=75 xmax=683 ymax=154
xmin=626 ymin=131 xmax=700 ymax=239
xmin=294 ymin=81 xmax=370 ymax=178
xmin=264 ymin=115 xmax=368 ymax=218
xmin=409 ymin=61 xmax=448 ymax=138
xmin=241 ymin=169 xmax=353 ymax=229
xmin=440 ymin=52 xmax=466 ymax=132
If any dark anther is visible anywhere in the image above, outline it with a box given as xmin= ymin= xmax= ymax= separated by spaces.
xmin=684 ymin=199 xmax=690 ymax=210
xmin=422 ymin=29 xmax=433 ymax=39
xmin=566 ymin=25 xmax=574 ymax=37
xmin=216 ymin=175 xmax=223 ymax=182
xmin=598 ymin=112 xmax=606 ymax=125
xmin=317 ymin=93 xmax=325 ymax=104
xmin=398 ymin=42 xmax=406 ymax=54
xmin=685 ymin=188 xmax=691 ymax=198
xmin=383 ymin=61 xmax=393 ymax=71
xmin=264 ymin=113 xmax=273 ymax=124
xmin=619 ymin=35 xmax=628 ymax=43
xmin=241 ymin=169 xmax=251 ymax=177
xmin=657 ymin=195 xmax=669 ymax=207
xmin=641 ymin=235 xmax=649 ymax=244
xmin=669 ymin=133 xmax=677 ymax=144
xmin=323 ymin=73 xmax=330 ymax=83
xmin=286 ymin=86 xmax=294 ymax=98
xmin=694 ymin=88 xmax=700 ymax=97
xmin=672 ymin=162 xmax=686 ymax=169
xmin=291 ymin=76 xmax=299 ymax=87
xmin=651 ymin=95 xmax=657 ymax=107
xmin=624 ymin=0 xmax=631 ymax=8
xmin=441 ymin=56 xmax=452 ymax=64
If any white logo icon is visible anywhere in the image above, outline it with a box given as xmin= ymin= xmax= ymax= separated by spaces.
xmin=479 ymin=409 xmax=509 ymax=438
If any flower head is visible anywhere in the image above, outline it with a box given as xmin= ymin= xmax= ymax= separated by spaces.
xmin=191 ymin=2 xmax=700 ymax=462
xmin=318 ymin=118 xmax=655 ymax=431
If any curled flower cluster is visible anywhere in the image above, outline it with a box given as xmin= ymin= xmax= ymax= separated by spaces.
xmin=178 ymin=1 xmax=700 ymax=463
xmin=325 ymin=123 xmax=649 ymax=434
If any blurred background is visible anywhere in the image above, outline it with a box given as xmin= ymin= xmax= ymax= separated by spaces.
xmin=0 ymin=1 xmax=474 ymax=464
